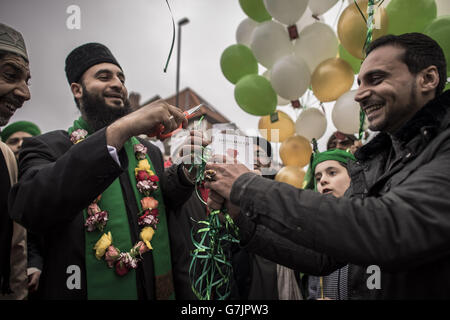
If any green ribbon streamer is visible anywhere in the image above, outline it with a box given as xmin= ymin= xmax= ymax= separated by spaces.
xmin=189 ymin=210 xmax=239 ymax=300
xmin=354 ymin=0 xmax=385 ymax=57
xmin=359 ymin=109 xmax=366 ymax=140
xmin=311 ymin=138 xmax=319 ymax=153
xmin=188 ymin=116 xmax=240 ymax=300
xmin=355 ymin=0 xmax=384 ymax=140
xmin=364 ymin=0 xmax=375 ymax=54
xmin=163 ymin=0 xmax=176 ymax=73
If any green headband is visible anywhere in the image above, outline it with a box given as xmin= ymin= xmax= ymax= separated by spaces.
xmin=1 ymin=121 xmax=41 ymax=142
xmin=303 ymin=149 xmax=356 ymax=191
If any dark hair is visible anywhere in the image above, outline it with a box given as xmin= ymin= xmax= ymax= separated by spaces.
xmin=251 ymin=136 xmax=272 ymax=158
xmin=326 ymin=131 xmax=356 ymax=150
xmin=366 ymin=33 xmax=447 ymax=95
xmin=72 ymin=79 xmax=84 ymax=110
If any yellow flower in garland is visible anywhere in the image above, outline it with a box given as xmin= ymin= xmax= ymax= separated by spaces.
xmin=135 ymin=159 xmax=154 ymax=176
xmin=140 ymin=226 xmax=155 ymax=250
xmin=94 ymin=231 xmax=112 ymax=260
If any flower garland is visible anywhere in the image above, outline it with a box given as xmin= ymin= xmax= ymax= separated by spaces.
xmin=70 ymin=129 xmax=160 ymax=276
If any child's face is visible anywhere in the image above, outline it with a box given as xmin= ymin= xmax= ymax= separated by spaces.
xmin=314 ymin=160 xmax=351 ymax=198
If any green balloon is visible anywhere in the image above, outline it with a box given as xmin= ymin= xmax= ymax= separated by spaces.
xmin=387 ymin=0 xmax=436 ymax=35
xmin=239 ymin=0 xmax=271 ymax=22
xmin=220 ymin=44 xmax=258 ymax=84
xmin=235 ymin=74 xmax=277 ymax=116
xmin=424 ymin=15 xmax=450 ymax=74
xmin=339 ymin=44 xmax=362 ymax=74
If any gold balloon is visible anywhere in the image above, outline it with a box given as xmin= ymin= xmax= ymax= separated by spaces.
xmin=311 ymin=58 xmax=355 ymax=102
xmin=338 ymin=0 xmax=389 ymax=60
xmin=279 ymin=135 xmax=312 ymax=167
xmin=258 ymin=110 xmax=295 ymax=143
xmin=275 ymin=166 xmax=306 ymax=189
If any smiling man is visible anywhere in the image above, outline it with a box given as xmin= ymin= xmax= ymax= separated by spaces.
xmin=205 ymin=33 xmax=450 ymax=299
xmin=0 ymin=22 xmax=30 ymax=300
xmin=8 ymin=42 xmax=204 ymax=300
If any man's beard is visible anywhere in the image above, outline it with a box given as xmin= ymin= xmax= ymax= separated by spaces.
xmin=0 ymin=116 xmax=9 ymax=126
xmin=79 ymin=85 xmax=132 ymax=132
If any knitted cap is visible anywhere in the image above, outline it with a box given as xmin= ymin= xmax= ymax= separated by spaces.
xmin=65 ymin=42 xmax=122 ymax=84
xmin=1 ymin=121 xmax=41 ymax=142
xmin=0 ymin=23 xmax=28 ymax=61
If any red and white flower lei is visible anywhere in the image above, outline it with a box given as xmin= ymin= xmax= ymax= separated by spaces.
xmin=70 ymin=129 xmax=160 ymax=276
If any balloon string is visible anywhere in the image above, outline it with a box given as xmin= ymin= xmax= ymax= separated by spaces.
xmin=353 ymin=0 xmax=367 ymax=24
xmin=163 ymin=0 xmax=176 ymax=73
xmin=363 ymin=0 xmax=375 ymax=56
xmin=311 ymin=138 xmax=319 ymax=153
xmin=320 ymin=102 xmax=326 ymax=116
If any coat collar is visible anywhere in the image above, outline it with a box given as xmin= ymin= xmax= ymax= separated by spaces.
xmin=355 ymin=90 xmax=450 ymax=161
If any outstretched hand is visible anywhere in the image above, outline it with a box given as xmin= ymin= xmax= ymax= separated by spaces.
xmin=106 ymin=99 xmax=187 ymax=150
xmin=203 ymin=155 xmax=252 ymax=201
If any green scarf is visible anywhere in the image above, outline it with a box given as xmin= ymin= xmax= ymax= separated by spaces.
xmin=68 ymin=117 xmax=174 ymax=300
xmin=303 ymin=149 xmax=356 ymax=191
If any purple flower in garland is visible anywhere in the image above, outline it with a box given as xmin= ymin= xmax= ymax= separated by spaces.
xmin=84 ymin=210 xmax=109 ymax=232
xmin=105 ymin=245 xmax=120 ymax=268
xmin=138 ymin=209 xmax=159 ymax=228
xmin=120 ymin=252 xmax=140 ymax=269
xmin=136 ymin=180 xmax=158 ymax=195
xmin=70 ymin=129 xmax=88 ymax=144
xmin=131 ymin=241 xmax=151 ymax=257
xmin=134 ymin=144 xmax=148 ymax=160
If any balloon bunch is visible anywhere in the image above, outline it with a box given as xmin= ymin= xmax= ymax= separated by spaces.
xmin=221 ymin=0 xmax=347 ymax=188
xmin=221 ymin=0 xmax=450 ymax=188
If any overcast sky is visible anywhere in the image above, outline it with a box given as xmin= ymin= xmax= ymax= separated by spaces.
xmin=0 ymin=0 xmax=350 ymax=152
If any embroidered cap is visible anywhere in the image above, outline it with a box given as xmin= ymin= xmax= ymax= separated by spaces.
xmin=0 ymin=23 xmax=28 ymax=61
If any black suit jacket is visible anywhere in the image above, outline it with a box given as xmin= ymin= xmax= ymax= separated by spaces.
xmin=9 ymin=128 xmax=195 ymax=299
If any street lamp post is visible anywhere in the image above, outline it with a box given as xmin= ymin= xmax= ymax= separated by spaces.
xmin=176 ymin=17 xmax=189 ymax=108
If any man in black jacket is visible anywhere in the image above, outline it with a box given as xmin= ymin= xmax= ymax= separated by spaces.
xmin=9 ymin=42 xmax=203 ymax=299
xmin=205 ymin=33 xmax=450 ymax=299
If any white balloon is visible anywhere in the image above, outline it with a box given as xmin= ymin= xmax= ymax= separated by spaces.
xmin=278 ymin=95 xmax=291 ymax=106
xmin=436 ymin=0 xmax=450 ymax=16
xmin=236 ymin=18 xmax=259 ymax=47
xmin=295 ymin=108 xmax=327 ymax=140
xmin=294 ymin=22 xmax=338 ymax=74
xmin=271 ymin=54 xmax=311 ymax=101
xmin=309 ymin=0 xmax=338 ymax=16
xmin=250 ymin=20 xmax=293 ymax=68
xmin=263 ymin=0 xmax=309 ymax=26
xmin=332 ymin=90 xmax=362 ymax=135
xmin=262 ymin=70 xmax=293 ymax=105
xmin=296 ymin=7 xmax=322 ymax=32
